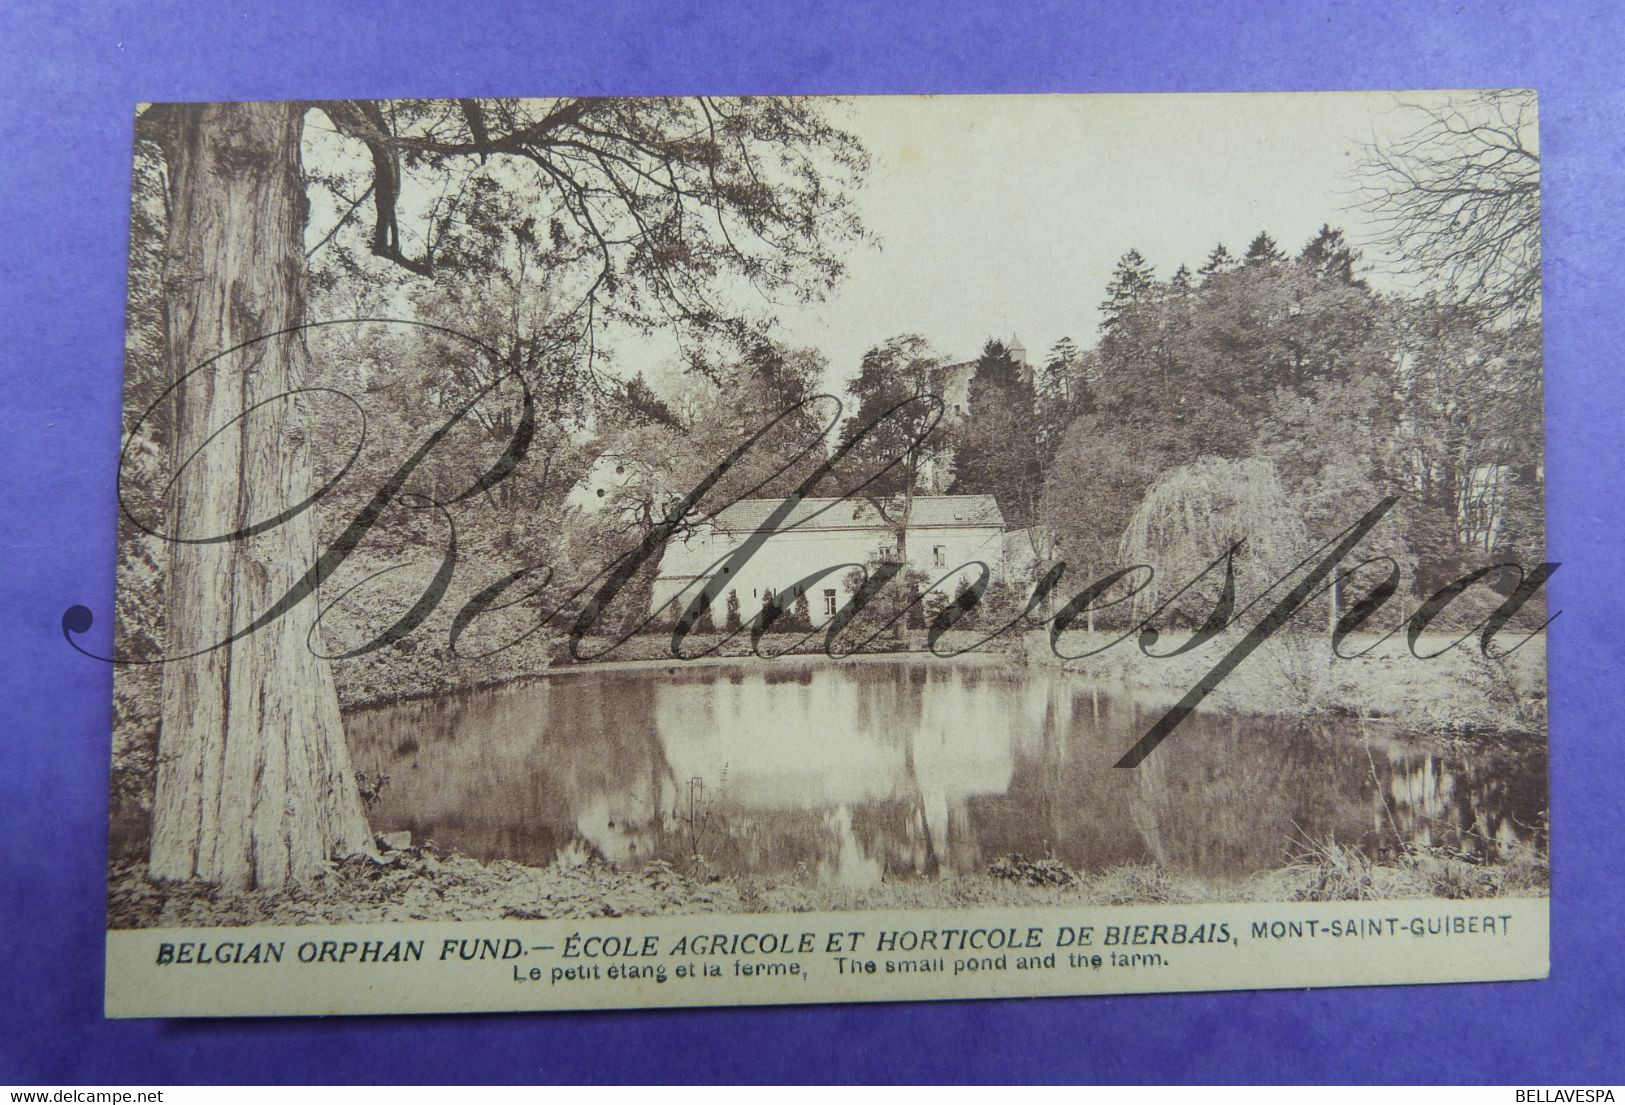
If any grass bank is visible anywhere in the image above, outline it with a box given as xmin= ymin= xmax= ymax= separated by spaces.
xmin=1028 ymin=627 xmax=1546 ymax=738
xmin=108 ymin=834 xmax=1546 ymax=930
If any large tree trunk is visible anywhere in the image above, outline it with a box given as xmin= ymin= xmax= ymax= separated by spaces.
xmin=149 ymin=101 xmax=372 ymax=891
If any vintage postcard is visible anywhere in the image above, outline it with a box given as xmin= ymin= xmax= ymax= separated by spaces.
xmin=97 ymin=91 xmax=1549 ymax=1017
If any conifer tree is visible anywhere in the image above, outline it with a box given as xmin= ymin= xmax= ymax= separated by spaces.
xmin=1037 ymin=336 xmax=1081 ymax=409
xmin=1298 ymin=223 xmax=1363 ymax=285
xmin=1099 ymin=249 xmax=1157 ymax=330
xmin=950 ymin=340 xmax=1042 ymax=526
xmin=1244 ymin=231 xmax=1287 ymax=267
xmin=1198 ymin=243 xmax=1237 ymax=280
xmin=1035 ymin=336 xmax=1085 ymax=461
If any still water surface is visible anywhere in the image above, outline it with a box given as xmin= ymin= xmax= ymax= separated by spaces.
xmin=345 ymin=658 xmax=1546 ymax=887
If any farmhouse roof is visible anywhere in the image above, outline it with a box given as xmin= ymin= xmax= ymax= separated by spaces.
xmin=711 ymin=494 xmax=1004 ymax=533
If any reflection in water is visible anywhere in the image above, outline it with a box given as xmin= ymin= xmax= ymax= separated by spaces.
xmin=345 ymin=659 xmax=1546 ymax=887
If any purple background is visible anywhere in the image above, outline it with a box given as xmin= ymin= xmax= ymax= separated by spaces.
xmin=1 ymin=0 xmax=1621 ymax=1084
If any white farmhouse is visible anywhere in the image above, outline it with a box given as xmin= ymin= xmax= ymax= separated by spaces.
xmin=650 ymin=494 xmax=1010 ymax=627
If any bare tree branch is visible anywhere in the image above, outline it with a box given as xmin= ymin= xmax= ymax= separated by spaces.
xmin=1356 ymin=89 xmax=1540 ymax=325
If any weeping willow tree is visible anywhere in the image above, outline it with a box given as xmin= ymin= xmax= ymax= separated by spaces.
xmin=1118 ymin=456 xmax=1310 ymax=628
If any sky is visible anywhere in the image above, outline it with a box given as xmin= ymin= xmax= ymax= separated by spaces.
xmin=615 ymin=90 xmax=1451 ymax=396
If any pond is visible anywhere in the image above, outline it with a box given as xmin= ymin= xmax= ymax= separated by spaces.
xmin=344 ymin=657 xmax=1547 ymax=888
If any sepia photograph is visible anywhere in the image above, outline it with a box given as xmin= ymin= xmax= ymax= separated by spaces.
xmin=97 ymin=90 xmax=1548 ymax=1010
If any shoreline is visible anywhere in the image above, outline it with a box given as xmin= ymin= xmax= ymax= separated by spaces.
xmin=1027 ymin=627 xmax=1547 ymax=741
xmin=337 ymin=626 xmax=1548 ymax=750
xmin=335 ymin=628 xmax=1020 ymax=713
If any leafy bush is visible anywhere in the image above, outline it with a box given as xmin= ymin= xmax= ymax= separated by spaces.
xmin=988 ymin=853 xmax=1077 ymax=887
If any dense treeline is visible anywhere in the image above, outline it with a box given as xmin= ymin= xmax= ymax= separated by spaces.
xmin=936 ymin=226 xmax=1543 ymax=628
xmin=293 ymin=221 xmax=1544 ymax=640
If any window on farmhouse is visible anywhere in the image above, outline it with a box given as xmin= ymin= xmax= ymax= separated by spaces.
xmin=933 ymin=545 xmax=946 ymax=567
xmin=879 ymin=544 xmax=894 ymax=560
xmin=823 ymin=589 xmax=837 ymax=617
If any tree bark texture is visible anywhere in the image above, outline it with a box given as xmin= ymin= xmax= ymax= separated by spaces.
xmin=149 ymin=101 xmax=373 ymax=891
